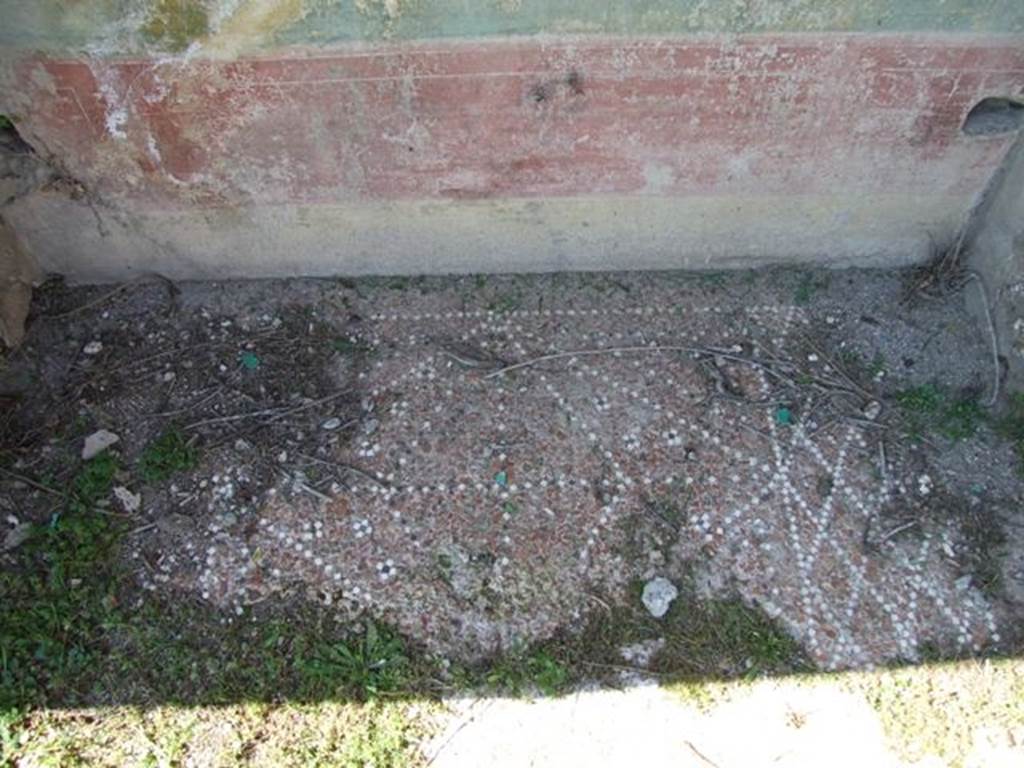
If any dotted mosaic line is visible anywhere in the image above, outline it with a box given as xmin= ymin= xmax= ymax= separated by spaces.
xmin=367 ymin=305 xmax=809 ymax=323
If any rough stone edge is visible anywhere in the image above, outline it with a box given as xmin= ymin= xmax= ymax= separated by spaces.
xmin=0 ymin=214 xmax=41 ymax=347
xmin=964 ymin=131 xmax=1024 ymax=397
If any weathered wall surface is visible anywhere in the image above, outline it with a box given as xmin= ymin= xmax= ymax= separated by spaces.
xmin=0 ymin=1 xmax=1022 ymax=280
xmin=968 ymin=133 xmax=1024 ymax=391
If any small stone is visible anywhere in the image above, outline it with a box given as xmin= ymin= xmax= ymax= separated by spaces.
xmin=321 ymin=417 xmax=342 ymax=430
xmin=234 ymin=438 xmax=252 ymax=451
xmin=3 ymin=523 xmax=32 ymax=551
xmin=113 ymin=486 xmax=141 ymax=513
xmin=863 ymin=400 xmax=882 ymax=420
xmin=918 ymin=474 xmax=933 ymax=496
xmin=955 ymin=575 xmax=972 ymax=592
xmin=641 ymin=577 xmax=678 ymax=618
xmin=620 ymin=638 xmax=666 ymax=667
xmin=83 ymin=341 xmax=103 ymax=355
xmin=82 ymin=429 xmax=119 ymax=460
xmin=759 ymin=599 xmax=783 ymax=619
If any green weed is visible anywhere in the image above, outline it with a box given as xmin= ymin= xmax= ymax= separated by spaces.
xmin=70 ymin=453 xmax=118 ymax=510
xmin=487 ymin=292 xmax=522 ymax=313
xmin=895 ymin=385 xmax=943 ymax=413
xmin=387 ymin=277 xmax=412 ymax=290
xmin=695 ymin=271 xmax=728 ymax=288
xmin=894 ymin=385 xmax=985 ymax=441
xmin=794 ymin=272 xmax=830 ymax=305
xmin=0 ymin=509 xmax=120 ymax=707
xmin=941 ymin=398 xmax=986 ymax=440
xmin=485 ymin=649 xmax=568 ymax=697
xmin=645 ymin=493 xmax=689 ymax=529
xmin=867 ymin=352 xmax=888 ymax=379
xmin=331 ymin=337 xmax=371 ymax=355
xmin=994 ymin=392 xmax=1024 ymax=474
xmin=302 ymin=623 xmax=409 ymax=700
xmin=138 ymin=428 xmax=197 ymax=484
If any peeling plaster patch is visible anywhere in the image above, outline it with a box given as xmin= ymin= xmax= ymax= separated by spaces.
xmin=146 ymin=134 xmax=163 ymax=165
xmin=208 ymin=0 xmax=249 ymax=30
xmin=95 ymin=73 xmax=129 ymax=140
xmin=206 ymin=0 xmax=309 ymax=57
xmin=105 ymin=106 xmax=129 ymax=140
xmin=142 ymin=78 xmax=171 ymax=105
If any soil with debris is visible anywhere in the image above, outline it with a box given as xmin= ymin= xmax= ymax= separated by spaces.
xmin=2 ymin=269 xmax=1023 ymax=676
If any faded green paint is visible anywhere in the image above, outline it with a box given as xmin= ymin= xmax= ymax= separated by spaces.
xmin=284 ymin=0 xmax=1024 ymax=45
xmin=0 ymin=0 xmax=1021 ymax=54
xmin=141 ymin=0 xmax=209 ymax=52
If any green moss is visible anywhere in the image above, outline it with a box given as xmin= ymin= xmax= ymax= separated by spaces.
xmin=652 ymin=590 xmax=808 ymax=681
xmin=141 ymin=0 xmax=209 ymax=53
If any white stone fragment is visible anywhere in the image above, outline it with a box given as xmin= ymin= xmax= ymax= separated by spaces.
xmin=82 ymin=429 xmax=119 ymax=460
xmin=642 ymin=577 xmax=678 ymax=619
xmin=113 ymin=486 xmax=141 ymax=513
